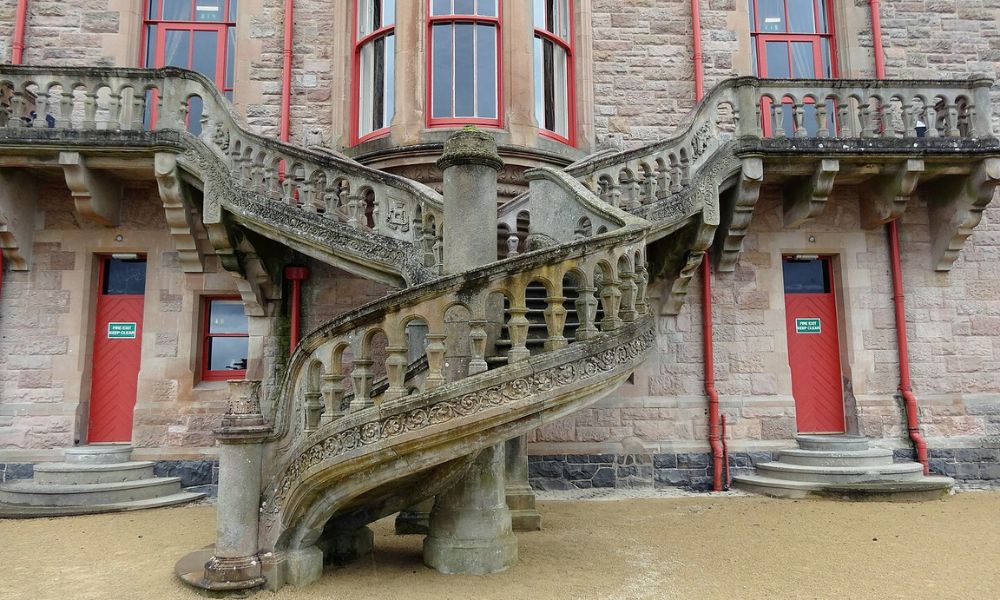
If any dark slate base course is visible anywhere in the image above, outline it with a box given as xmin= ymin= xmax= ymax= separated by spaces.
xmin=0 ymin=463 xmax=34 ymax=483
xmin=153 ymin=460 xmax=220 ymax=489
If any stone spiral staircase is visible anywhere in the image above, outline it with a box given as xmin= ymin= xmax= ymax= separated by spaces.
xmin=2 ymin=66 xmax=998 ymax=590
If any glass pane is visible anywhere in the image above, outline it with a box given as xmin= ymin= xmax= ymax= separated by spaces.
xmin=431 ymin=24 xmax=453 ymax=118
xmin=542 ymin=37 xmax=554 ymax=129
xmin=359 ymin=41 xmax=374 ymax=133
xmin=195 ymin=0 xmax=224 ymax=21
xmin=103 ymin=259 xmax=147 ymax=295
xmin=455 ymin=0 xmax=475 ymax=14
xmin=228 ymin=0 xmax=237 ymax=20
xmin=820 ymin=37 xmax=832 ymax=78
xmin=533 ymin=36 xmax=543 ymax=127
xmin=358 ymin=0 xmax=373 ymax=36
xmin=209 ymin=337 xmax=249 ymax=371
xmin=533 ymin=0 xmax=545 ymax=29
xmin=164 ymin=29 xmax=191 ymax=68
xmin=192 ymin=30 xmax=219 ymax=79
xmin=475 ymin=24 xmax=496 ymax=119
xmin=553 ymin=43 xmax=569 ymax=135
xmin=225 ymin=26 xmax=235 ymax=89
xmin=383 ymin=0 xmax=395 ymax=26
xmin=384 ymin=33 xmax=395 ymax=127
xmin=148 ymin=0 xmax=158 ymax=19
xmin=765 ymin=41 xmax=789 ymax=78
xmin=209 ymin=300 xmax=248 ymax=334
xmin=454 ymin=23 xmax=475 ymax=117
xmin=817 ymin=0 xmax=828 ymax=33
xmin=788 ymin=0 xmax=816 ymax=33
xmin=372 ymin=36 xmax=385 ymax=130
xmin=557 ymin=0 xmax=570 ymax=38
xmin=748 ymin=0 xmax=756 ymax=33
xmin=476 ymin=0 xmax=496 ymax=17
xmin=791 ymin=41 xmax=816 ymax=78
xmin=431 ymin=0 xmax=451 ymax=16
xmin=145 ymin=25 xmax=157 ymax=68
xmin=783 ymin=259 xmax=830 ymax=294
xmin=760 ymin=0 xmax=785 ymax=32
xmin=162 ymin=0 xmax=192 ymax=20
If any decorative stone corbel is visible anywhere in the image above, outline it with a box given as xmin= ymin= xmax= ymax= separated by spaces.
xmin=154 ymin=153 xmax=204 ymax=273
xmin=662 ymin=221 xmax=717 ymax=315
xmin=59 ymin=151 xmax=122 ymax=226
xmin=717 ymin=157 xmax=763 ymax=272
xmin=0 ymin=169 xmax=37 ymax=270
xmin=860 ymin=159 xmax=924 ymax=230
xmin=783 ymin=158 xmax=839 ymax=228
xmin=927 ymin=157 xmax=1000 ymax=271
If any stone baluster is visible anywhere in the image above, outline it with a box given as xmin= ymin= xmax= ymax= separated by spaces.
xmin=31 ymin=84 xmax=49 ymax=129
xmin=467 ymin=319 xmax=488 ymax=376
xmin=506 ymin=301 xmax=531 ymax=364
xmin=670 ymin=162 xmax=682 ymax=192
xmin=574 ymin=285 xmax=600 ymax=341
xmin=816 ymin=99 xmax=830 ymax=138
xmin=321 ymin=372 xmax=346 ymax=423
xmin=608 ymin=182 xmax=622 ymax=208
xmin=129 ymin=89 xmax=145 ymax=131
xmin=346 ymin=194 xmax=361 ymax=227
xmin=106 ymin=89 xmax=122 ymax=131
xmin=349 ymin=359 xmax=374 ymax=412
xmin=424 ymin=332 xmax=447 ymax=390
xmin=772 ymin=102 xmax=786 ymax=138
xmin=422 ymin=228 xmax=437 ymax=267
xmin=56 ymin=85 xmax=74 ymax=129
xmin=925 ymin=105 xmax=939 ymax=137
xmin=837 ymin=100 xmax=851 ymax=137
xmin=655 ymin=163 xmax=669 ymax=199
xmin=902 ymin=102 xmax=916 ymax=137
xmin=860 ymin=102 xmax=874 ymax=138
xmin=303 ymin=389 xmax=323 ymax=432
xmin=384 ymin=345 xmax=410 ymax=401
xmin=8 ymin=88 xmax=26 ymax=128
xmin=543 ymin=294 xmax=568 ymax=351
xmin=945 ymin=102 xmax=960 ymax=137
xmin=599 ymin=278 xmax=622 ymax=331
xmin=507 ymin=234 xmax=520 ymax=257
xmin=793 ymin=99 xmax=806 ymax=138
xmin=82 ymin=86 xmax=99 ymax=129
xmin=265 ymin=162 xmax=282 ymax=200
xmin=433 ymin=237 xmax=444 ymax=271
xmin=634 ymin=264 xmax=649 ymax=316
xmin=618 ymin=272 xmax=638 ymax=323
xmin=281 ymin=173 xmax=296 ymax=206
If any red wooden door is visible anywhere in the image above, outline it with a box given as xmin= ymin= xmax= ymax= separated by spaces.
xmin=88 ymin=258 xmax=147 ymax=443
xmin=783 ymin=257 xmax=844 ymax=433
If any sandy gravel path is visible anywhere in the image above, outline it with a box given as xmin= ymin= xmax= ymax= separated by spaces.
xmin=1 ymin=490 xmax=998 ymax=600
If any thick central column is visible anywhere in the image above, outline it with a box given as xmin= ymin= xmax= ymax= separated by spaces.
xmin=423 ymin=128 xmax=516 ymax=574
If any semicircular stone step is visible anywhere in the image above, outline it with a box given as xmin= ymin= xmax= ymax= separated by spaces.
xmin=64 ymin=445 xmax=133 ymax=465
xmin=33 ymin=461 xmax=156 ymax=485
xmin=755 ymin=461 xmax=925 ymax=484
xmin=778 ymin=448 xmax=894 ymax=468
xmin=795 ymin=435 xmax=870 ymax=452
xmin=0 ymin=477 xmax=182 ymax=507
xmin=0 ymin=491 xmax=205 ymax=518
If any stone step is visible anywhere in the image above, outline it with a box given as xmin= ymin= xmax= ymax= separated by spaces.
xmin=0 ymin=477 xmax=182 ymax=507
xmin=33 ymin=461 xmax=156 ymax=485
xmin=795 ymin=435 xmax=870 ymax=452
xmin=755 ymin=461 xmax=925 ymax=484
xmin=778 ymin=448 xmax=894 ymax=468
xmin=64 ymin=444 xmax=133 ymax=465
xmin=733 ymin=474 xmax=953 ymax=502
xmin=0 ymin=491 xmax=205 ymax=518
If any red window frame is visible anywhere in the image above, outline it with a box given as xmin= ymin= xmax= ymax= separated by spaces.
xmin=201 ymin=296 xmax=248 ymax=382
xmin=352 ymin=0 xmax=396 ymax=144
xmin=426 ymin=0 xmax=503 ymax=129
xmin=749 ymin=0 xmax=837 ymax=79
xmin=140 ymin=0 xmax=236 ymax=99
xmin=534 ymin=0 xmax=576 ymax=145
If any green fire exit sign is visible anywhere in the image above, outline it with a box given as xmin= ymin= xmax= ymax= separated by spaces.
xmin=107 ymin=322 xmax=137 ymax=339
xmin=795 ymin=318 xmax=821 ymax=334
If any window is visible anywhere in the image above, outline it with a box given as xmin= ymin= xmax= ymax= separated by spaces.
xmin=749 ymin=0 xmax=835 ymax=79
xmin=143 ymin=0 xmax=237 ymax=133
xmin=427 ymin=0 xmax=500 ymax=127
xmin=354 ymin=0 xmax=396 ymax=142
xmin=533 ymin=0 xmax=573 ymax=143
xmin=202 ymin=297 xmax=248 ymax=381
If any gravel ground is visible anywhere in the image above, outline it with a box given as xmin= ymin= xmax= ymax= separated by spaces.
xmin=2 ymin=489 xmax=999 ymax=600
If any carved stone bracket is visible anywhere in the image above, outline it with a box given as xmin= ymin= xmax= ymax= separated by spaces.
xmin=783 ymin=158 xmax=839 ymax=228
xmin=0 ymin=169 xmax=37 ymax=270
xmin=860 ymin=159 xmax=924 ymax=230
xmin=717 ymin=157 xmax=763 ymax=272
xmin=661 ymin=222 xmax=716 ymax=316
xmin=927 ymin=157 xmax=1000 ymax=271
xmin=59 ymin=151 xmax=122 ymax=226
xmin=154 ymin=152 xmax=204 ymax=273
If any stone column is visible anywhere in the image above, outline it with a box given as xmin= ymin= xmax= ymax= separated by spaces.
xmin=424 ymin=443 xmax=517 ymax=574
xmin=202 ymin=380 xmax=271 ymax=590
xmin=504 ymin=435 xmax=541 ymax=531
xmin=438 ymin=127 xmax=502 ymax=275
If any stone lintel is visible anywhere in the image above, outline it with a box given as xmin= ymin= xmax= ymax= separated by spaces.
xmin=782 ymin=158 xmax=839 ymax=228
xmin=927 ymin=157 xmax=1000 ymax=271
xmin=59 ymin=151 xmax=122 ymax=227
xmin=860 ymin=159 xmax=925 ymax=230
xmin=0 ymin=169 xmax=37 ymax=270
xmin=154 ymin=152 xmax=204 ymax=273
xmin=717 ymin=157 xmax=763 ymax=273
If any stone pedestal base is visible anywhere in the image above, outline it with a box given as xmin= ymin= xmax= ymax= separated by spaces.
xmin=264 ymin=546 xmax=323 ymax=589
xmin=318 ymin=526 xmax=374 ymax=565
xmin=423 ymin=443 xmax=518 ymax=575
xmin=505 ymin=484 xmax=542 ymax=531
xmin=395 ymin=498 xmax=434 ymax=535
xmin=174 ymin=548 xmax=266 ymax=592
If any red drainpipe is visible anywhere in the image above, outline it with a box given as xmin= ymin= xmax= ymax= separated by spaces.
xmin=691 ymin=0 xmax=722 ymax=492
xmin=12 ymin=0 xmax=28 ymax=64
xmin=870 ymin=1 xmax=928 ymax=473
xmin=280 ymin=0 xmax=294 ymax=143
xmin=284 ymin=266 xmax=309 ymax=354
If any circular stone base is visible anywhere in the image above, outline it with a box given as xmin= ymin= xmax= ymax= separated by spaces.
xmin=423 ymin=533 xmax=518 ymax=575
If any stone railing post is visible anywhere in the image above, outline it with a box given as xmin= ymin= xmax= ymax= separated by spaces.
xmin=200 ymin=380 xmax=271 ymax=590
xmin=970 ymin=76 xmax=994 ymax=137
xmin=735 ymin=78 xmax=761 ymax=138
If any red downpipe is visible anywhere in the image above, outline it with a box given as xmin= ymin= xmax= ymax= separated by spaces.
xmin=691 ymin=0 xmax=721 ymax=491
xmin=279 ymin=0 xmax=293 ymax=143
xmin=12 ymin=0 xmax=27 ymax=64
xmin=869 ymin=1 xmax=928 ymax=474
xmin=284 ymin=266 xmax=309 ymax=354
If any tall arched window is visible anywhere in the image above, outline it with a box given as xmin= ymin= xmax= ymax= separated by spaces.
xmin=427 ymin=0 xmax=501 ymax=127
xmin=533 ymin=0 xmax=574 ymax=143
xmin=354 ymin=0 xmax=396 ymax=142
xmin=749 ymin=0 xmax=836 ymax=79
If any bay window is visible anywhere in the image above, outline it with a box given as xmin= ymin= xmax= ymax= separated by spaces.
xmin=533 ymin=0 xmax=573 ymax=143
xmin=354 ymin=0 xmax=396 ymax=142
xmin=428 ymin=0 xmax=501 ymax=127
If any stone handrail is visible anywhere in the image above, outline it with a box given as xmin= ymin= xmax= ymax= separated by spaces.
xmin=565 ymin=76 xmax=996 ymax=212
xmin=0 ymin=65 xmax=445 ymax=263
